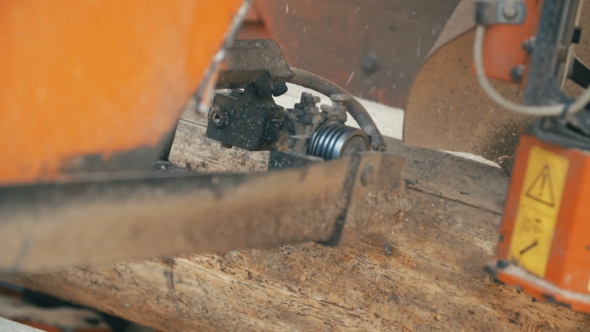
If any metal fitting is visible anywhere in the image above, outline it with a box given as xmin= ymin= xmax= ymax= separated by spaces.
xmin=209 ymin=107 xmax=228 ymax=129
xmin=502 ymin=3 xmax=518 ymax=19
xmin=330 ymin=94 xmax=349 ymax=105
xmin=360 ymin=53 xmax=378 ymax=74
xmin=510 ymin=65 xmax=526 ymax=83
xmin=475 ymin=0 xmax=527 ymax=26
xmin=522 ymin=37 xmax=536 ymax=54
xmin=295 ymin=92 xmax=321 ymax=111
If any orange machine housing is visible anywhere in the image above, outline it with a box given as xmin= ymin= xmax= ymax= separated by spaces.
xmin=489 ymin=133 xmax=590 ymax=312
xmin=0 ymin=0 xmax=244 ymax=185
xmin=479 ymin=0 xmax=542 ymax=83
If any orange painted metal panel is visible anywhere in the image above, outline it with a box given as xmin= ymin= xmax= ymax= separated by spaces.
xmin=496 ymin=133 xmax=590 ymax=309
xmin=480 ymin=0 xmax=543 ymax=83
xmin=0 ymin=0 xmax=244 ymax=184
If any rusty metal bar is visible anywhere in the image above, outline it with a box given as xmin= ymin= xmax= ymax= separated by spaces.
xmin=0 ymin=153 xmax=406 ymax=276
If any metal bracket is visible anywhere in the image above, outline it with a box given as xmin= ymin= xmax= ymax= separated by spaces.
xmin=476 ymin=0 xmax=527 ymax=26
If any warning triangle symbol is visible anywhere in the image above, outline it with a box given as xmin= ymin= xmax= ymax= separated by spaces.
xmin=525 ymin=165 xmax=555 ymax=207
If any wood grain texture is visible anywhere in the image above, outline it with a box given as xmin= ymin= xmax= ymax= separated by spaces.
xmin=11 ymin=117 xmax=590 ymax=331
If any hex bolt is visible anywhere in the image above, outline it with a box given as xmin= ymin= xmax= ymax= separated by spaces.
xmin=330 ymin=94 xmax=349 ymax=106
xmin=360 ymin=163 xmax=374 ymax=187
xmin=502 ymin=3 xmax=518 ymax=20
xmin=328 ymin=94 xmax=349 ymax=122
xmin=296 ymin=92 xmax=320 ymax=110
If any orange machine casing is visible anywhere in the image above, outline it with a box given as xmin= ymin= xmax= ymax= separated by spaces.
xmin=478 ymin=0 xmax=543 ymax=84
xmin=491 ymin=133 xmax=590 ymax=312
xmin=0 ymin=0 xmax=244 ymax=185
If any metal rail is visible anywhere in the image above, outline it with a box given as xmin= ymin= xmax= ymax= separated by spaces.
xmin=0 ymin=153 xmax=407 ymax=276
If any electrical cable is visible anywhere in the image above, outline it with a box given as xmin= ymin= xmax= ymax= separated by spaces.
xmin=474 ymin=25 xmax=590 ymax=117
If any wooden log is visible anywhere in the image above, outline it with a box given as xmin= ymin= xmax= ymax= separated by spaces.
xmin=10 ymin=116 xmax=590 ymax=331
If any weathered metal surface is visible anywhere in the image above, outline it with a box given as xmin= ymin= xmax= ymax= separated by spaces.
xmin=429 ymin=0 xmax=476 ymax=56
xmin=339 ymin=153 xmax=407 ymax=245
xmin=254 ymin=0 xmax=463 ymax=108
xmin=0 ymin=0 xmax=248 ymax=185
xmin=206 ymin=82 xmax=285 ymax=151
xmin=0 ymin=153 xmax=407 ymax=276
xmin=217 ymin=39 xmax=293 ymax=90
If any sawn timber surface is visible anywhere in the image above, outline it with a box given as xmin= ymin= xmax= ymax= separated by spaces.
xmin=13 ymin=118 xmax=590 ymax=331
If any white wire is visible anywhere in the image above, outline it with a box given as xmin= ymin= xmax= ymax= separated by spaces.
xmin=474 ymin=25 xmax=590 ymax=117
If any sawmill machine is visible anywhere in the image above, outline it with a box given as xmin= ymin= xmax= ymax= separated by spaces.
xmin=1 ymin=0 xmax=590 ymax=316
xmin=473 ymin=0 xmax=590 ymax=313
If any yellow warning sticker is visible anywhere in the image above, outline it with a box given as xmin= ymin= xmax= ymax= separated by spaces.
xmin=509 ymin=145 xmax=569 ymax=278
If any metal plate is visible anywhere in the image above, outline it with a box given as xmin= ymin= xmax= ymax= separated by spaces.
xmin=0 ymin=153 xmax=406 ymax=276
xmin=254 ymin=0 xmax=462 ymax=108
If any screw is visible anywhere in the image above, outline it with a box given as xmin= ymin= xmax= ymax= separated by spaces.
xmin=330 ymin=94 xmax=349 ymax=105
xmin=522 ymin=37 xmax=535 ymax=54
xmin=212 ymin=111 xmax=222 ymax=124
xmin=209 ymin=108 xmax=228 ymax=129
xmin=360 ymin=163 xmax=374 ymax=186
xmin=360 ymin=53 xmax=378 ymax=74
xmin=510 ymin=65 xmax=525 ymax=83
xmin=502 ymin=3 xmax=518 ymax=20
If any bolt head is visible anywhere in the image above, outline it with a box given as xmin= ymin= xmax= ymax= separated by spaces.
xmin=330 ymin=94 xmax=349 ymax=102
xmin=209 ymin=107 xmax=228 ymax=129
xmin=522 ymin=37 xmax=535 ymax=54
xmin=300 ymin=92 xmax=320 ymax=106
xmin=360 ymin=53 xmax=378 ymax=73
xmin=211 ymin=112 xmax=222 ymax=123
xmin=502 ymin=3 xmax=518 ymax=19
xmin=510 ymin=65 xmax=525 ymax=83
